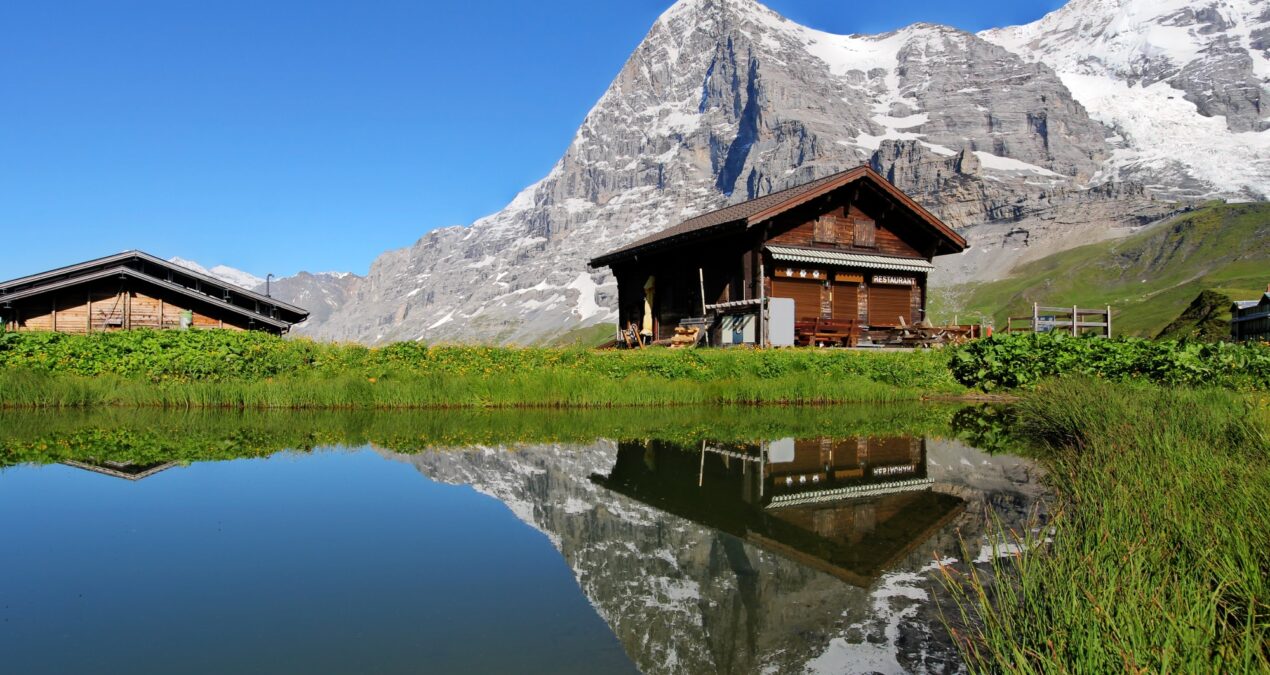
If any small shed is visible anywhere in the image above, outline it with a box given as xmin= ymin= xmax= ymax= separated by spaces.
xmin=588 ymin=166 xmax=966 ymax=346
xmin=1231 ymin=285 xmax=1270 ymax=342
xmin=0 ymin=250 xmax=308 ymax=335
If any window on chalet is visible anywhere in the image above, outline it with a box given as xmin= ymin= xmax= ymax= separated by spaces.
xmin=853 ymin=217 xmax=876 ymax=248
xmin=813 ymin=216 xmax=837 ymax=245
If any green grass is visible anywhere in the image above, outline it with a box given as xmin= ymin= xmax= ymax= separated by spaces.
xmin=931 ymin=202 xmax=1270 ymax=337
xmin=0 ymin=329 xmax=965 ymax=408
xmin=542 ymin=322 xmax=618 ymax=347
xmin=940 ymin=379 xmax=1270 ymax=672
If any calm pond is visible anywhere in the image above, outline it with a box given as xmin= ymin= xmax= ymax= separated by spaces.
xmin=0 ymin=406 xmax=1046 ymax=674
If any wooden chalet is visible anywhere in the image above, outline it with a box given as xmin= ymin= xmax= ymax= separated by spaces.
xmin=1232 ymin=285 xmax=1270 ymax=342
xmin=0 ymin=250 xmax=308 ymax=335
xmin=589 ymin=166 xmax=966 ymax=346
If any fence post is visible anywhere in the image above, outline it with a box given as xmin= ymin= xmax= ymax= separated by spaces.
xmin=1032 ymin=303 xmax=1038 ymax=332
xmin=1105 ymin=305 xmax=1112 ymax=338
xmin=1071 ymin=305 xmax=1078 ymax=336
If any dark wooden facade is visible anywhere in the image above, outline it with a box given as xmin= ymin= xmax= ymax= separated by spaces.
xmin=0 ymin=251 xmax=308 ymax=335
xmin=590 ymin=166 xmax=966 ymax=344
xmin=1232 ymin=287 xmax=1270 ymax=342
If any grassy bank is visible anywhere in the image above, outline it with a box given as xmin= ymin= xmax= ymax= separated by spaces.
xmin=0 ymin=330 xmax=963 ymax=408
xmin=942 ymin=379 xmax=1269 ymax=671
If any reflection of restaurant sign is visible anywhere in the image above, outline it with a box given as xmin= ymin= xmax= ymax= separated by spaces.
xmin=872 ymin=464 xmax=916 ymax=476
xmin=782 ymin=268 xmax=823 ymax=279
xmin=873 ymin=275 xmax=915 ymax=286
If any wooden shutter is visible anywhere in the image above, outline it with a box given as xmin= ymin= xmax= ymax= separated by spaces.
xmin=831 ymin=281 xmax=858 ymax=321
xmin=868 ymin=285 xmax=912 ymax=326
xmin=771 ymin=278 xmax=824 ymax=321
xmin=813 ymin=216 xmax=837 ymax=244
xmin=853 ymin=218 xmax=876 ymax=248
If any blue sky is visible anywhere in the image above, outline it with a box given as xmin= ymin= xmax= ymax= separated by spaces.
xmin=0 ymin=0 xmax=1065 ymax=279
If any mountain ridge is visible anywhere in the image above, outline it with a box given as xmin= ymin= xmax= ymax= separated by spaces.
xmin=263 ymin=0 xmax=1267 ymax=344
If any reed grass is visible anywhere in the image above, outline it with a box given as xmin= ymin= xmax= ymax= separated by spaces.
xmin=939 ymin=379 xmax=1270 ymax=672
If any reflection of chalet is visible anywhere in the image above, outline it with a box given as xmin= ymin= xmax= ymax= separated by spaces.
xmin=0 ymin=250 xmax=307 ymax=335
xmin=588 ymin=167 xmax=966 ymax=345
xmin=62 ymin=459 xmax=177 ymax=481
xmin=591 ymin=436 xmax=964 ymax=586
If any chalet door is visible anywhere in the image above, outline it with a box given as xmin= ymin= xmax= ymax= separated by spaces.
xmin=868 ymin=284 xmax=913 ymax=327
xmin=771 ymin=277 xmax=824 ymax=321
xmin=831 ymin=281 xmax=859 ymax=321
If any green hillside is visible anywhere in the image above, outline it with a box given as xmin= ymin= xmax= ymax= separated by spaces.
xmin=931 ymin=202 xmax=1270 ymax=337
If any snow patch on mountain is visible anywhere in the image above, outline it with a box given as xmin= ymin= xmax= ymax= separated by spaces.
xmin=168 ymin=257 xmax=264 ymax=289
xmin=981 ymin=0 xmax=1270 ymax=197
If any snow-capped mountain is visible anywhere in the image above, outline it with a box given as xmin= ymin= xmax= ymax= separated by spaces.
xmin=168 ymin=257 xmax=265 ymax=290
xmin=280 ymin=0 xmax=1264 ymax=345
xmin=168 ymin=257 xmax=359 ymax=324
xmin=982 ymin=0 xmax=1270 ymax=197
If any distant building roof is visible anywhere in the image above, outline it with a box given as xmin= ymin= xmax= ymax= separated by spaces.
xmin=0 ymin=250 xmax=308 ymax=329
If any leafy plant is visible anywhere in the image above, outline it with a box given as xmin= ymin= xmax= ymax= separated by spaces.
xmin=951 ymin=332 xmax=1270 ymax=391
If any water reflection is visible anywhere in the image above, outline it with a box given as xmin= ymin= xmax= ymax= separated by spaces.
xmin=390 ymin=431 xmax=1046 ymax=674
xmin=61 ymin=458 xmax=178 ymax=480
xmin=591 ymin=437 xmax=965 ymax=586
xmin=0 ymin=408 xmax=1047 ymax=675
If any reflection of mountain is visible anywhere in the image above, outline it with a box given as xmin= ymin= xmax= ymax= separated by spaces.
xmin=592 ymin=437 xmax=965 ymax=587
xmin=386 ymin=438 xmax=1046 ymax=674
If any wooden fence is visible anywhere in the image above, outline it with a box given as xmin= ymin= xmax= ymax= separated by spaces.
xmin=1006 ymin=303 xmax=1112 ymax=338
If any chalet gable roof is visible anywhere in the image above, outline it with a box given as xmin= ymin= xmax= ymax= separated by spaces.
xmin=0 ymin=250 xmax=308 ymax=326
xmin=1232 ymin=293 xmax=1270 ymax=312
xmin=589 ymin=166 xmax=966 ymax=268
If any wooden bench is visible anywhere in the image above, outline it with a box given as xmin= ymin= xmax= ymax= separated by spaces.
xmin=795 ymin=317 xmax=858 ymax=347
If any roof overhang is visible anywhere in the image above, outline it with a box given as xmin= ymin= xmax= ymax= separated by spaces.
xmin=766 ymin=245 xmax=936 ymax=273
xmin=588 ymin=166 xmax=967 ymax=268
xmin=0 ymin=265 xmax=293 ymax=329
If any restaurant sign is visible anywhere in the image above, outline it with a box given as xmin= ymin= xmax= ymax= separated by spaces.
xmin=873 ymin=275 xmax=915 ymax=286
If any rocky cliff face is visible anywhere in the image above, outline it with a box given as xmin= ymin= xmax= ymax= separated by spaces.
xmin=383 ymin=438 xmax=1047 ymax=674
xmin=982 ymin=0 xmax=1270 ymax=196
xmin=274 ymin=0 xmax=1266 ymax=344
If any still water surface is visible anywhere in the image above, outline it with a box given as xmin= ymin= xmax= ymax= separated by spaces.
xmin=0 ymin=407 xmax=1045 ymax=674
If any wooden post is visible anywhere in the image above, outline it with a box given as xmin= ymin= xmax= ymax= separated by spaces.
xmin=1072 ymin=305 xmax=1078 ymax=336
xmin=759 ymin=259 xmax=768 ymax=347
xmin=1032 ymin=303 xmax=1039 ymax=332
xmin=86 ymin=294 xmax=92 ymax=333
xmin=1105 ymin=305 xmax=1112 ymax=338
xmin=698 ymin=267 xmax=706 ymax=315
xmin=124 ymin=291 xmax=132 ymax=330
xmin=159 ymin=298 xmax=165 ymax=330
xmin=50 ymin=300 xmax=57 ymax=332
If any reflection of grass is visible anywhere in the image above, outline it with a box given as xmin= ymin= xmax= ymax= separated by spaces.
xmin=940 ymin=379 xmax=1270 ymax=672
xmin=0 ymin=403 xmax=971 ymax=468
